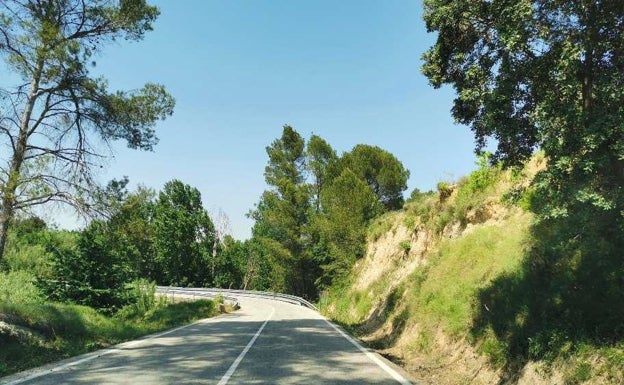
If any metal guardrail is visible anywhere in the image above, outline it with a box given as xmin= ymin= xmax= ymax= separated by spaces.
xmin=155 ymin=287 xmax=240 ymax=309
xmin=156 ymin=286 xmax=318 ymax=312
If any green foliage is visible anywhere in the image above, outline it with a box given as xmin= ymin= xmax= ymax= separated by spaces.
xmin=452 ymin=156 xmax=502 ymax=225
xmin=0 ymin=270 xmax=44 ymax=304
xmin=211 ymin=236 xmax=246 ymax=289
xmin=250 ymin=126 xmax=410 ymax=298
xmin=422 ymin=0 xmax=624 ymax=238
xmin=251 ymin=126 xmax=313 ymax=296
xmin=306 ymin=134 xmax=339 ymax=212
xmin=459 ymin=153 xmax=500 ymax=195
xmin=152 ymin=179 xmax=216 ymax=287
xmin=323 ymin=213 xmax=531 ymax=358
xmin=321 ymin=151 xmax=624 ymax=382
xmin=367 ymin=213 xmax=395 ymax=242
xmin=339 ymin=144 xmax=410 ymax=210
xmin=107 ymin=186 xmax=157 ymax=280
xmin=565 ymin=361 xmax=593 ymax=385
xmin=472 ymin=210 xmax=624 ymax=376
xmin=2 ymin=217 xmax=52 ymax=277
xmin=421 ymin=156 xmax=504 ymax=235
xmin=399 ymin=240 xmax=411 ymax=254
xmin=0 ymin=0 xmax=175 ymax=263
xmin=241 ymin=237 xmax=288 ymax=292
xmin=436 ymin=181 xmax=453 ymax=201
xmin=317 ymin=169 xmax=381 ymax=287
xmin=38 ymin=224 xmax=133 ymax=312
xmin=409 ymin=218 xmax=528 ymax=338
xmin=404 ymin=190 xmax=437 ymax=224
xmin=116 ymin=279 xmax=159 ymax=319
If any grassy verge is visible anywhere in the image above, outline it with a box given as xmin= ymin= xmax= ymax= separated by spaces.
xmin=0 ymin=298 xmax=223 ymax=377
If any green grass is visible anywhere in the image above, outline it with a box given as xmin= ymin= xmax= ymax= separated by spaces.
xmin=367 ymin=212 xmax=396 ymax=242
xmin=406 ymin=215 xmax=529 ymax=338
xmin=0 ymin=298 xmax=222 ymax=377
xmin=0 ymin=270 xmax=45 ymax=304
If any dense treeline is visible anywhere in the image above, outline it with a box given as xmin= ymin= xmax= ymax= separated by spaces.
xmin=1 ymin=125 xmax=408 ymax=311
xmin=248 ymin=126 xmax=409 ymax=299
xmin=1 ymin=179 xmax=249 ymax=312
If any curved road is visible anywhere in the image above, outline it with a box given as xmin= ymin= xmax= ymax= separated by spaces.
xmin=1 ymin=296 xmax=413 ymax=384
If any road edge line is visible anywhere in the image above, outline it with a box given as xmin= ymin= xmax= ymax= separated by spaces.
xmin=0 ymin=316 xmax=224 ymax=385
xmin=321 ymin=317 xmax=412 ymax=385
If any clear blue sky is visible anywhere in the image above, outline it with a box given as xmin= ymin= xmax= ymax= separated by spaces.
xmin=83 ymin=0 xmax=477 ymax=240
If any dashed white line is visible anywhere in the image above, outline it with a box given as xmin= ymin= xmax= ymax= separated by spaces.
xmin=217 ymin=306 xmax=275 ymax=385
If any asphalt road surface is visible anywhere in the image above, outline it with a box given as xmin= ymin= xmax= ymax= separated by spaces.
xmin=1 ymin=296 xmax=413 ymax=384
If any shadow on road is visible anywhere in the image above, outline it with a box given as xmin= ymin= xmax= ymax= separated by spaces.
xmin=12 ymin=307 xmax=406 ymax=384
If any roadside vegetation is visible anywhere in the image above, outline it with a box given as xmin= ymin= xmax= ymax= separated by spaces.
xmin=1 ymin=1 xmax=623 ymax=384
xmin=320 ymin=157 xmax=624 ymax=384
xmin=0 ymin=279 xmax=224 ymax=377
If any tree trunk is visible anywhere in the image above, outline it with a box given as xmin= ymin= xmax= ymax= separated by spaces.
xmin=0 ymin=62 xmax=43 ymax=262
xmin=0 ymin=209 xmax=12 ymax=266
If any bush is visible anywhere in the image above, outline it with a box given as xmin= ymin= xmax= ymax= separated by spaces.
xmin=436 ymin=181 xmax=453 ymax=201
xmin=117 ymin=279 xmax=159 ymax=319
xmin=399 ymin=240 xmax=411 ymax=254
xmin=38 ymin=224 xmax=133 ymax=313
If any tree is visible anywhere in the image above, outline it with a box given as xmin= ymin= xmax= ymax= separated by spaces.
xmin=0 ymin=0 xmax=175 ymax=263
xmin=210 ymin=208 xmax=231 ymax=281
xmin=317 ymin=168 xmax=381 ymax=287
xmin=213 ymin=235 xmax=245 ymax=289
xmin=421 ymin=0 xmax=624 ymax=220
xmin=152 ymin=180 xmax=215 ymax=287
xmin=306 ymin=134 xmax=338 ymax=213
xmin=339 ymin=144 xmax=410 ymax=210
xmin=106 ymin=185 xmax=156 ymax=280
xmin=250 ymin=125 xmax=314 ymax=297
xmin=40 ymin=222 xmax=132 ymax=312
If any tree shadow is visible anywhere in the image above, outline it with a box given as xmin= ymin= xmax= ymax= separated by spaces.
xmin=471 ymin=209 xmax=624 ymax=383
xmin=4 ymin=308 xmax=408 ymax=384
xmin=358 ymin=286 xmax=402 ymax=335
xmin=332 ymin=285 xmax=409 ymax=361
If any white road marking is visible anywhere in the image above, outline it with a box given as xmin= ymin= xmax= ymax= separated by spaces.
xmin=217 ymin=307 xmax=275 ymax=385
xmin=322 ymin=317 xmax=413 ymax=385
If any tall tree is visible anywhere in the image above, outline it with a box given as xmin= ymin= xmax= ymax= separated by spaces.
xmin=213 ymin=235 xmax=245 ymax=289
xmin=422 ymin=0 xmax=624 ymax=220
xmin=339 ymin=144 xmax=410 ymax=210
xmin=250 ymin=125 xmax=313 ymax=297
xmin=317 ymin=168 xmax=381 ymax=287
xmin=106 ymin=185 xmax=156 ymax=280
xmin=306 ymin=134 xmax=338 ymax=213
xmin=0 ymin=0 xmax=175 ymax=262
xmin=152 ymin=180 xmax=215 ymax=286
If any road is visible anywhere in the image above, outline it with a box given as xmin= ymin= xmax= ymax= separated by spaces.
xmin=1 ymin=296 xmax=413 ymax=384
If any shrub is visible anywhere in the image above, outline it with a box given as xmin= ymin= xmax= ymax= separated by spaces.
xmin=117 ymin=279 xmax=159 ymax=319
xmin=436 ymin=181 xmax=453 ymax=201
xmin=399 ymin=240 xmax=411 ymax=254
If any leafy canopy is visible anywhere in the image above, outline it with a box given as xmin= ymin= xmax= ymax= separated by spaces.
xmin=422 ymin=0 xmax=624 ymax=219
xmin=339 ymin=144 xmax=410 ymax=211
